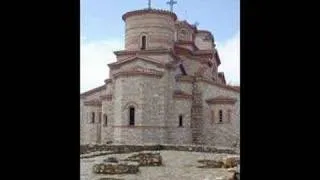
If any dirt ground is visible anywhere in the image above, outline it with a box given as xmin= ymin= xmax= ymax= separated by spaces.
xmin=80 ymin=150 xmax=236 ymax=180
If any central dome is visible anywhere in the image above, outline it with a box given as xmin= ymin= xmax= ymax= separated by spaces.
xmin=122 ymin=9 xmax=178 ymax=51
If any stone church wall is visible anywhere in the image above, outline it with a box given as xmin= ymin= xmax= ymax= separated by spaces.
xmin=182 ymin=58 xmax=202 ymax=77
xmin=195 ymin=32 xmax=214 ymax=50
xmin=112 ymin=69 xmax=170 ymax=144
xmin=178 ymin=81 xmax=192 ymax=94
xmin=200 ymin=82 xmax=240 ymax=147
xmin=80 ymin=88 xmax=106 ymax=145
xmin=101 ymin=100 xmax=114 ymax=143
xmin=81 ymin=105 xmax=102 ymax=144
xmin=80 ymin=99 xmax=85 ymax=144
xmin=166 ymin=99 xmax=192 ymax=144
xmin=110 ymin=60 xmax=165 ymax=76
xmin=83 ymin=88 xmax=106 ymax=100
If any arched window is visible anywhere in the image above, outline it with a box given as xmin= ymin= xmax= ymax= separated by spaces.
xmin=91 ymin=112 xmax=95 ymax=123
xmin=103 ymin=114 xmax=108 ymax=126
xmin=219 ymin=110 xmax=223 ymax=123
xmin=129 ymin=107 xmax=135 ymax=126
xmin=141 ymin=36 xmax=146 ymax=50
xmin=179 ymin=115 xmax=183 ymax=127
xmin=98 ymin=112 xmax=102 ymax=123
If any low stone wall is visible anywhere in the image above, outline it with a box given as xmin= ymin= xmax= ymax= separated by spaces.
xmin=80 ymin=144 xmax=162 ymax=154
xmin=197 ymin=155 xmax=240 ymax=169
xmin=197 ymin=160 xmax=224 ymax=168
xmin=124 ymin=152 xmax=162 ymax=166
xmin=80 ymin=144 xmax=237 ymax=155
xmin=197 ymin=156 xmax=240 ymax=180
xmin=80 ymin=150 xmax=113 ymax=159
xmin=161 ymin=144 xmax=237 ymax=154
xmin=93 ymin=161 xmax=139 ymax=174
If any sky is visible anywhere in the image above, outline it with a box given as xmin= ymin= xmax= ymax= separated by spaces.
xmin=81 ymin=0 xmax=239 ymax=93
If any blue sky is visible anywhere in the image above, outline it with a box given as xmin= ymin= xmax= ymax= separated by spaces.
xmin=81 ymin=0 xmax=239 ymax=93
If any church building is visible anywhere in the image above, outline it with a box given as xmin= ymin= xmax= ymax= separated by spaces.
xmin=80 ymin=4 xmax=240 ymax=147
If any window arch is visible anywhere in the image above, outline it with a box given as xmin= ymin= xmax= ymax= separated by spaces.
xmin=98 ymin=112 xmax=102 ymax=123
xmin=219 ymin=110 xmax=223 ymax=123
xmin=179 ymin=114 xmax=183 ymax=127
xmin=129 ymin=106 xmax=135 ymax=126
xmin=122 ymin=101 xmax=139 ymax=111
xmin=141 ymin=35 xmax=146 ymax=50
xmin=103 ymin=114 xmax=108 ymax=126
xmin=91 ymin=112 xmax=95 ymax=123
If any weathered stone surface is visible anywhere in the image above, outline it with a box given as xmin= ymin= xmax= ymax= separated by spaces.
xmin=197 ymin=159 xmax=224 ymax=168
xmin=124 ymin=152 xmax=162 ymax=166
xmin=80 ymin=144 xmax=161 ymax=154
xmin=223 ymin=156 xmax=239 ymax=168
xmin=228 ymin=171 xmax=240 ymax=180
xmin=93 ymin=161 xmax=139 ymax=174
xmin=197 ymin=154 xmax=240 ymax=169
xmin=82 ymin=150 xmax=238 ymax=180
xmin=80 ymin=150 xmax=113 ymax=159
xmin=104 ymin=157 xmax=118 ymax=163
xmin=235 ymin=172 xmax=240 ymax=180
xmin=227 ymin=167 xmax=237 ymax=173
xmin=80 ymin=144 xmax=237 ymax=156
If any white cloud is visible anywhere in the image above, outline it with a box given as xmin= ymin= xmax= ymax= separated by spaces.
xmin=216 ymin=31 xmax=240 ymax=85
xmin=80 ymin=39 xmax=123 ymax=93
xmin=80 ymin=32 xmax=240 ymax=93
xmin=80 ymin=36 xmax=87 ymax=41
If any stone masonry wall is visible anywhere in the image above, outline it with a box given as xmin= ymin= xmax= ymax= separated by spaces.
xmin=164 ymin=69 xmax=177 ymax=144
xmin=81 ymin=88 xmax=106 ymax=145
xmin=166 ymin=99 xmax=192 ymax=144
xmin=124 ymin=13 xmax=175 ymax=50
xmin=80 ymin=144 xmax=237 ymax=155
xmin=178 ymin=81 xmax=192 ymax=94
xmin=203 ymin=103 xmax=238 ymax=147
xmin=195 ymin=32 xmax=213 ymax=50
xmin=80 ymin=99 xmax=85 ymax=144
xmin=191 ymin=78 xmax=204 ymax=144
xmin=112 ymin=64 xmax=170 ymax=144
xmin=200 ymin=82 xmax=240 ymax=147
xmin=82 ymin=106 xmax=102 ymax=144
xmin=112 ymin=76 xmax=140 ymax=143
xmin=111 ymin=60 xmax=165 ymax=76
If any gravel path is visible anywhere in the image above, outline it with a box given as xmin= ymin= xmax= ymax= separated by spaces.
xmin=80 ymin=151 xmax=235 ymax=180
